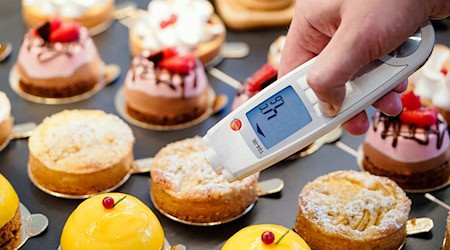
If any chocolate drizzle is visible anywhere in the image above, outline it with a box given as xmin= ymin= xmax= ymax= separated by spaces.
xmin=372 ymin=112 xmax=448 ymax=149
xmin=25 ymin=33 xmax=84 ymax=63
xmin=129 ymin=55 xmax=199 ymax=98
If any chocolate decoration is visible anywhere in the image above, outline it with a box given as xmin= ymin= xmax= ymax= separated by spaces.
xmin=37 ymin=22 xmax=51 ymax=42
xmin=147 ymin=50 xmax=163 ymax=65
xmin=372 ymin=112 xmax=448 ymax=150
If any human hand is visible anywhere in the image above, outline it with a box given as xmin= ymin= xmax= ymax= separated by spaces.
xmin=279 ymin=0 xmax=450 ymax=135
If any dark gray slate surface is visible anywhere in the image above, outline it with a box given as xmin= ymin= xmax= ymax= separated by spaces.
xmin=0 ymin=1 xmax=449 ymax=249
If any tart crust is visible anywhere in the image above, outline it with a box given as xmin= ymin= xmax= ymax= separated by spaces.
xmin=150 ymin=137 xmax=259 ymax=223
xmin=295 ymin=170 xmax=411 ymax=250
xmin=0 ymin=116 xmax=13 ymax=148
xmin=22 ymin=0 xmax=114 ymax=30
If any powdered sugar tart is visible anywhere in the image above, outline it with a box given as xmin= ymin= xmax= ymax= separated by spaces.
xmin=295 ymin=170 xmax=411 ymax=250
xmin=28 ymin=110 xmax=135 ymax=198
xmin=150 ymin=137 xmax=259 ymax=225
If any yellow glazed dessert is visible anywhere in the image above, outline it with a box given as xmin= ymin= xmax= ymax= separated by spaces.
xmin=61 ymin=193 xmax=164 ymax=250
xmin=0 ymin=174 xmax=22 ymax=250
xmin=222 ymin=224 xmax=310 ymax=250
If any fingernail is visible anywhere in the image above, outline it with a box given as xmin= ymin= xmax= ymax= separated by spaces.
xmin=319 ymin=101 xmax=339 ymax=117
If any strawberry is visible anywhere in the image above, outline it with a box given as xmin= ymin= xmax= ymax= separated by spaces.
xmin=160 ymin=14 xmax=178 ymax=29
xmin=49 ymin=22 xmax=81 ymax=43
xmin=246 ymin=63 xmax=277 ymax=93
xmin=159 ymin=54 xmax=196 ymax=74
xmin=400 ymin=91 xmax=421 ymax=110
xmin=441 ymin=68 xmax=448 ymax=76
xmin=50 ymin=18 xmax=62 ymax=32
xmin=162 ymin=47 xmax=178 ymax=59
xmin=400 ymin=107 xmax=438 ymax=127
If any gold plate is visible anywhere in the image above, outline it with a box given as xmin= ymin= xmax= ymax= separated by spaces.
xmin=27 ymin=165 xmax=131 ymax=199
xmin=356 ymin=146 xmax=450 ymax=193
xmin=88 ymin=19 xmax=114 ymax=36
xmin=150 ymin=192 xmax=255 ymax=226
xmin=9 ymin=64 xmax=120 ymax=105
xmin=115 ymin=86 xmax=216 ymax=131
xmin=16 ymin=203 xmax=48 ymax=250
xmin=0 ymin=120 xmax=36 ymax=153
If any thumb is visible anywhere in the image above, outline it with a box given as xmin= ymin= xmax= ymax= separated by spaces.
xmin=307 ymin=23 xmax=377 ymax=116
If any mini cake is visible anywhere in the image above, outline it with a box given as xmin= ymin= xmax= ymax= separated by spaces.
xmin=410 ymin=44 xmax=450 ymax=123
xmin=0 ymin=92 xmax=13 ymax=148
xmin=17 ymin=19 xmax=103 ymax=98
xmin=295 ymin=170 xmax=411 ymax=250
xmin=22 ymin=0 xmax=115 ymax=31
xmin=232 ymin=63 xmax=278 ymax=110
xmin=28 ymin=110 xmax=135 ymax=196
xmin=129 ymin=0 xmax=226 ymax=65
xmin=268 ymin=35 xmax=286 ymax=69
xmin=215 ymin=0 xmax=294 ymax=30
xmin=0 ymin=174 xmax=21 ymax=250
xmin=150 ymin=137 xmax=259 ymax=223
xmin=125 ymin=48 xmax=211 ymax=125
xmin=362 ymin=91 xmax=450 ymax=190
xmin=222 ymin=224 xmax=311 ymax=250
xmin=61 ymin=193 xmax=165 ymax=249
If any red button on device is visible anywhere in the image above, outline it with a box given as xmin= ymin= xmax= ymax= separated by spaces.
xmin=230 ymin=119 xmax=242 ymax=131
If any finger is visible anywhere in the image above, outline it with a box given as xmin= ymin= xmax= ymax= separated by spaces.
xmin=306 ymin=19 xmax=385 ymax=117
xmin=278 ymin=14 xmax=329 ymax=77
xmin=372 ymin=91 xmax=402 ymax=116
xmin=394 ymin=79 xmax=408 ymax=93
xmin=341 ymin=111 xmax=370 ymax=135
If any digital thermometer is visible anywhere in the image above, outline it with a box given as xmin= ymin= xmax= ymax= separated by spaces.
xmin=203 ymin=21 xmax=435 ymax=182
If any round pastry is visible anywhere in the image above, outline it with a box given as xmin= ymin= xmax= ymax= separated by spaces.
xmin=215 ymin=0 xmax=294 ymax=30
xmin=150 ymin=137 xmax=259 ymax=223
xmin=409 ymin=44 xmax=450 ymax=123
xmin=0 ymin=92 xmax=13 ymax=148
xmin=124 ymin=48 xmax=211 ymax=126
xmin=268 ymin=35 xmax=286 ymax=69
xmin=222 ymin=224 xmax=310 ymax=250
xmin=295 ymin=170 xmax=411 ymax=250
xmin=28 ymin=110 xmax=135 ymax=196
xmin=17 ymin=19 xmax=103 ymax=98
xmin=129 ymin=0 xmax=226 ymax=65
xmin=22 ymin=0 xmax=115 ymax=31
xmin=61 ymin=193 xmax=164 ymax=249
xmin=362 ymin=91 xmax=450 ymax=190
xmin=0 ymin=174 xmax=21 ymax=250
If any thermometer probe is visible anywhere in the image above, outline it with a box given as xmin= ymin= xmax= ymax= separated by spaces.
xmin=203 ymin=21 xmax=435 ymax=182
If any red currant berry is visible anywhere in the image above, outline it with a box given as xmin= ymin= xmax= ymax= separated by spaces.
xmin=261 ymin=231 xmax=275 ymax=245
xmin=102 ymin=196 xmax=115 ymax=209
xmin=441 ymin=68 xmax=448 ymax=76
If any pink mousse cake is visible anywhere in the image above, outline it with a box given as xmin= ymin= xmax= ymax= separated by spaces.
xmin=124 ymin=48 xmax=210 ymax=125
xmin=17 ymin=18 xmax=102 ymax=98
xmin=362 ymin=91 xmax=450 ymax=190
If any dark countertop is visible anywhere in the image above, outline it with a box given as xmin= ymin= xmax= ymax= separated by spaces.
xmin=0 ymin=1 xmax=449 ymax=249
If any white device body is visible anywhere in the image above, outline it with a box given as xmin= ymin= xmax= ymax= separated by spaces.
xmin=203 ymin=21 xmax=435 ymax=182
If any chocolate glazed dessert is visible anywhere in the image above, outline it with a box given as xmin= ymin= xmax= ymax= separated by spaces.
xmin=124 ymin=49 xmax=210 ymax=126
xmin=362 ymin=91 xmax=450 ymax=190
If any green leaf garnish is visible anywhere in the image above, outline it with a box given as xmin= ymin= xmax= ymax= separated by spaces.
xmin=275 ymin=229 xmax=290 ymax=245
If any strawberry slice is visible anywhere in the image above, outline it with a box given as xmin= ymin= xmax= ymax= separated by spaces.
xmin=162 ymin=47 xmax=178 ymax=59
xmin=400 ymin=91 xmax=421 ymax=110
xmin=50 ymin=18 xmax=62 ymax=32
xmin=400 ymin=107 xmax=438 ymax=127
xmin=49 ymin=22 xmax=81 ymax=43
xmin=246 ymin=63 xmax=277 ymax=93
xmin=159 ymin=54 xmax=196 ymax=74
